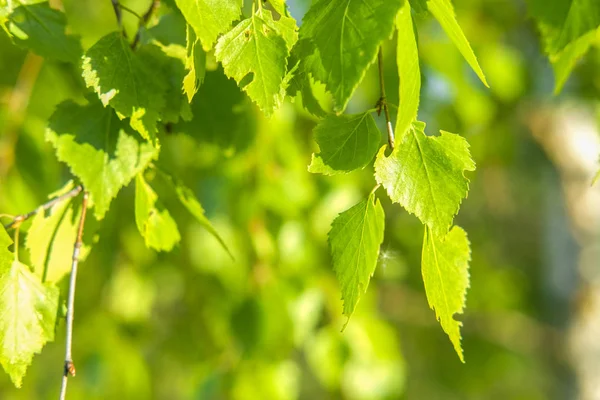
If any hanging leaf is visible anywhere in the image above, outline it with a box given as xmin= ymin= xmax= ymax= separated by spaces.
xmin=421 ymin=225 xmax=470 ymax=362
xmin=7 ymin=2 xmax=81 ymax=62
xmin=215 ymin=7 xmax=296 ymax=115
xmin=46 ymin=100 xmax=158 ymax=220
xmin=308 ymin=112 xmax=381 ymax=175
xmin=174 ymin=0 xmax=242 ymax=51
xmin=328 ymin=192 xmax=385 ymax=320
xmin=183 ymin=24 xmax=206 ymax=103
xmin=82 ymin=32 xmax=167 ymax=141
xmin=299 ymin=0 xmax=403 ymax=111
xmin=374 ymin=121 xmax=475 ymax=236
xmin=135 ymin=174 xmax=180 ymax=252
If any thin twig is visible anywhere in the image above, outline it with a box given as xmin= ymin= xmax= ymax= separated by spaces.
xmin=58 ymin=191 xmax=89 ymax=400
xmin=131 ymin=0 xmax=160 ymax=49
xmin=3 ymin=185 xmax=83 ymax=230
xmin=110 ymin=0 xmax=122 ymax=28
xmin=118 ymin=3 xmax=143 ymax=20
xmin=376 ymin=47 xmax=395 ymax=150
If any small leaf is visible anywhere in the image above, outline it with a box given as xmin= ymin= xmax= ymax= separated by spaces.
xmin=375 ymin=121 xmax=475 ymax=236
xmin=421 ymin=225 xmax=470 ymax=362
xmin=215 ymin=8 xmax=294 ymax=115
xmin=328 ymin=192 xmax=385 ymax=319
xmin=308 ymin=112 xmax=381 ymax=175
xmin=0 ymin=254 xmax=59 ymax=387
xmin=549 ymin=28 xmax=598 ymax=93
xmin=174 ymin=0 xmax=242 ymax=51
xmin=424 ymin=0 xmax=488 ymax=87
xmin=7 ymin=2 xmax=81 ymax=62
xmin=183 ymin=24 xmax=206 ymax=103
xmin=395 ymin=2 xmax=421 ymax=142
xmin=46 ymin=100 xmax=158 ymax=220
xmin=82 ymin=32 xmax=167 ymax=141
xmin=299 ymin=0 xmax=403 ymax=111
xmin=286 ymin=38 xmax=326 ymax=117
xmin=135 ymin=174 xmax=180 ymax=252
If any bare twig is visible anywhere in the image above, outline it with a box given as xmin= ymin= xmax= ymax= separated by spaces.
xmin=58 ymin=191 xmax=89 ymax=400
xmin=131 ymin=0 xmax=160 ymax=49
xmin=111 ymin=0 xmax=123 ymax=28
xmin=3 ymin=185 xmax=83 ymax=230
xmin=376 ymin=47 xmax=395 ymax=150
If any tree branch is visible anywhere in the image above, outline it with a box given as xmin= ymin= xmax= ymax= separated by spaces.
xmin=131 ymin=0 xmax=160 ymax=49
xmin=3 ymin=185 xmax=83 ymax=230
xmin=58 ymin=191 xmax=89 ymax=400
xmin=376 ymin=47 xmax=395 ymax=150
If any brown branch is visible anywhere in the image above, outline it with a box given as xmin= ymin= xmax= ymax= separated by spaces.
xmin=3 ymin=185 xmax=83 ymax=230
xmin=131 ymin=0 xmax=160 ymax=49
xmin=376 ymin=47 xmax=395 ymax=150
xmin=58 ymin=191 xmax=89 ymax=400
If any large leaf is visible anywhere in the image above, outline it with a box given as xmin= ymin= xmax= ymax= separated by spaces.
xmin=7 ymin=2 xmax=81 ymax=62
xmin=422 ymin=225 xmax=470 ymax=362
xmin=135 ymin=174 xmax=180 ymax=252
xmin=374 ymin=121 xmax=475 ymax=236
xmin=308 ymin=112 xmax=381 ymax=175
xmin=215 ymin=7 xmax=296 ymax=115
xmin=174 ymin=0 xmax=242 ymax=51
xmin=395 ymin=1 xmax=421 ymax=142
xmin=46 ymin=100 xmax=158 ymax=220
xmin=0 ymin=233 xmax=59 ymax=388
xmin=82 ymin=32 xmax=167 ymax=141
xmin=300 ymin=0 xmax=403 ymax=111
xmin=416 ymin=0 xmax=488 ymax=87
xmin=328 ymin=192 xmax=385 ymax=319
xmin=528 ymin=0 xmax=600 ymax=55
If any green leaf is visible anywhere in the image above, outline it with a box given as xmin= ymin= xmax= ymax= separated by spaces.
xmin=0 ymin=255 xmax=59 ymax=387
xmin=135 ymin=174 xmax=180 ymax=252
xmin=592 ymin=168 xmax=600 ymax=186
xmin=159 ymin=170 xmax=234 ymax=259
xmin=395 ymin=2 xmax=421 ymax=142
xmin=528 ymin=0 xmax=600 ymax=56
xmin=26 ymin=198 xmax=89 ymax=284
xmin=550 ymin=28 xmax=599 ymax=93
xmin=286 ymin=39 xmax=326 ymax=117
xmin=422 ymin=0 xmax=488 ymax=87
xmin=183 ymin=24 xmax=206 ymax=103
xmin=7 ymin=2 xmax=81 ymax=63
xmin=46 ymin=100 xmax=159 ymax=220
xmin=421 ymin=225 xmax=470 ymax=362
xmin=328 ymin=192 xmax=385 ymax=320
xmin=174 ymin=0 xmax=242 ymax=51
xmin=299 ymin=0 xmax=403 ymax=111
xmin=308 ymin=112 xmax=381 ymax=175
xmin=82 ymin=32 xmax=167 ymax=141
xmin=215 ymin=7 xmax=295 ymax=115
xmin=374 ymin=121 xmax=475 ymax=236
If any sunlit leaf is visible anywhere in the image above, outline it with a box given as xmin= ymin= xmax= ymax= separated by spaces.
xmin=328 ymin=192 xmax=385 ymax=319
xmin=46 ymin=100 xmax=158 ymax=220
xmin=375 ymin=121 xmax=475 ymax=236
xmin=422 ymin=225 xmax=470 ymax=362
xmin=183 ymin=24 xmax=206 ymax=103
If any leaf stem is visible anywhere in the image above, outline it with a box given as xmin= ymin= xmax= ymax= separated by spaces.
xmin=118 ymin=3 xmax=143 ymax=20
xmin=110 ymin=0 xmax=123 ymax=29
xmin=370 ymin=184 xmax=381 ymax=197
xmin=3 ymin=185 xmax=83 ymax=230
xmin=131 ymin=0 xmax=160 ymax=49
xmin=13 ymin=226 xmax=19 ymax=260
xmin=59 ymin=191 xmax=89 ymax=400
xmin=376 ymin=47 xmax=395 ymax=150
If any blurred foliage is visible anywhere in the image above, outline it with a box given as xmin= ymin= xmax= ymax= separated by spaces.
xmin=0 ymin=0 xmax=599 ymax=399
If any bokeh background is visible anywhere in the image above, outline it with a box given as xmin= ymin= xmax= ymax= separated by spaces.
xmin=1 ymin=0 xmax=600 ymax=399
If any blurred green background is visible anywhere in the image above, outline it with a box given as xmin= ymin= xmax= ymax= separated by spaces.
xmin=1 ymin=0 xmax=600 ymax=399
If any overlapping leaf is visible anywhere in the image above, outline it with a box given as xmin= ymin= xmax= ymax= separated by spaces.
xmin=286 ymin=39 xmax=326 ymax=117
xmin=300 ymin=0 xmax=403 ymax=111
xmin=328 ymin=192 xmax=385 ymax=319
xmin=135 ymin=174 xmax=180 ymax=252
xmin=7 ymin=2 xmax=81 ymax=62
xmin=215 ymin=7 xmax=296 ymax=115
xmin=46 ymin=100 xmax=158 ymax=220
xmin=183 ymin=24 xmax=206 ymax=103
xmin=0 ymin=230 xmax=59 ymax=388
xmin=82 ymin=32 xmax=167 ymax=140
xmin=374 ymin=121 xmax=475 ymax=236
xmin=308 ymin=112 xmax=381 ymax=175
xmin=395 ymin=2 xmax=421 ymax=142
xmin=422 ymin=225 xmax=470 ymax=362
xmin=174 ymin=0 xmax=242 ymax=51
xmin=549 ymin=29 xmax=599 ymax=93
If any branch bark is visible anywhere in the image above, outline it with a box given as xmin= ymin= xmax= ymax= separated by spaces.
xmin=58 ymin=191 xmax=89 ymax=400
